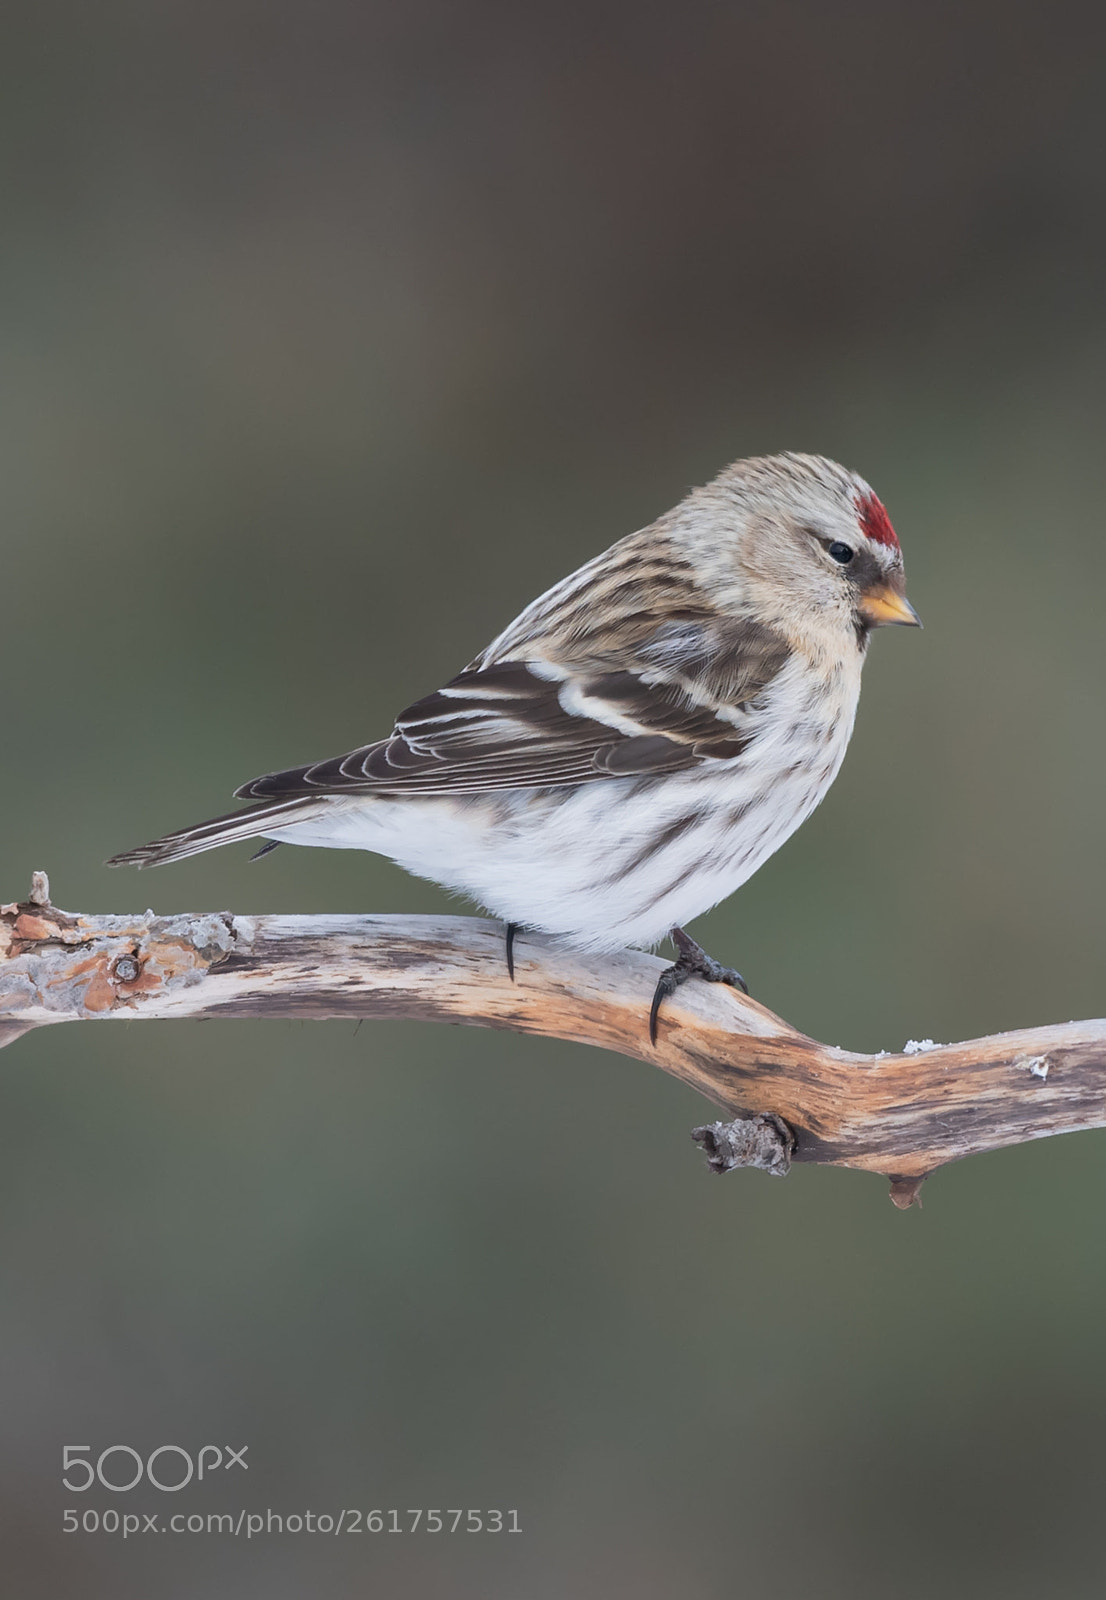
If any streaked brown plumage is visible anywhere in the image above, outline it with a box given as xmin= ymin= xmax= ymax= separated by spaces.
xmin=110 ymin=453 xmax=919 ymax=1024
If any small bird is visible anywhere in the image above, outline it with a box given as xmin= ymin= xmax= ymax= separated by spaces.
xmin=110 ymin=452 xmax=919 ymax=1039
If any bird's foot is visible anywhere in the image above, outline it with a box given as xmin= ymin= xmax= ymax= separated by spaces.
xmin=649 ymin=926 xmax=748 ymax=1045
xmin=505 ymin=922 xmax=519 ymax=982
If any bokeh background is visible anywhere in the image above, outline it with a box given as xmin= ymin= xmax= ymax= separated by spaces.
xmin=3 ymin=1 xmax=1106 ymax=1594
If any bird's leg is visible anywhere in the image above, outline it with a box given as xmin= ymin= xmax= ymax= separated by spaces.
xmin=505 ymin=922 xmax=519 ymax=982
xmin=649 ymin=926 xmax=748 ymax=1045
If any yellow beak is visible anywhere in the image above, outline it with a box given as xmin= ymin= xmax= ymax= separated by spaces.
xmin=858 ymin=584 xmax=922 ymax=629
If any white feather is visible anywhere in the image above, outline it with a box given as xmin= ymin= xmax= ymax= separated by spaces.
xmin=263 ymin=649 xmax=862 ymax=950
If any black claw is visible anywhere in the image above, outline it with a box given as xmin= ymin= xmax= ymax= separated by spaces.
xmin=505 ymin=922 xmax=519 ymax=982
xmin=249 ymin=840 xmax=282 ymax=862
xmin=649 ymin=926 xmax=749 ymax=1046
xmin=649 ymin=966 xmax=683 ymax=1045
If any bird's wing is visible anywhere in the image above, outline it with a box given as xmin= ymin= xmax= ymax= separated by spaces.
xmin=235 ymin=618 xmax=790 ymax=801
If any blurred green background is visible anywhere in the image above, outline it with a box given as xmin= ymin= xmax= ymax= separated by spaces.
xmin=3 ymin=2 xmax=1106 ymax=1594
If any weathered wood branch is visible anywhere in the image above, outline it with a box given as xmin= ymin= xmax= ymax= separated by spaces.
xmin=2 ymin=873 xmax=1103 ymax=1206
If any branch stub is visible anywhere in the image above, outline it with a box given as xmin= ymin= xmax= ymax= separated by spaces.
xmin=690 ymin=1114 xmax=795 ymax=1178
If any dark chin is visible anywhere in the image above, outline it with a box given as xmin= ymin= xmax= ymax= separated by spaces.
xmin=853 ymin=617 xmax=872 ymax=650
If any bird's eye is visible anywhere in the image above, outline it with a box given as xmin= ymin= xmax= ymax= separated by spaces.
xmin=827 ymin=541 xmax=854 ymax=564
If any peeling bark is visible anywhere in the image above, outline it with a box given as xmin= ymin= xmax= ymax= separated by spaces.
xmin=2 ymin=874 xmax=1104 ymax=1204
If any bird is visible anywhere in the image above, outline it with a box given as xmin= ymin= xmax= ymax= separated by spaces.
xmin=109 ymin=451 xmax=919 ymax=1041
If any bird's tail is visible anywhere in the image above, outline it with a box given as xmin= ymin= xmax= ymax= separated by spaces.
xmin=106 ymin=797 xmax=325 ymax=868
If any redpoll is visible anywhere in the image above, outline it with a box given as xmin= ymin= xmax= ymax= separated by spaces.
xmin=110 ymin=452 xmax=919 ymax=1038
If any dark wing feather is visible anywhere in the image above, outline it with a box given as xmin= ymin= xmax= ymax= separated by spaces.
xmin=236 ymin=621 xmax=790 ymax=802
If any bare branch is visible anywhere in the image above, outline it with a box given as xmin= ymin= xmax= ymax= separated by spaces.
xmin=2 ymin=873 xmax=1104 ymax=1205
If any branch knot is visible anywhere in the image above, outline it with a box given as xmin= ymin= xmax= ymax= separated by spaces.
xmin=690 ymin=1113 xmax=795 ymax=1177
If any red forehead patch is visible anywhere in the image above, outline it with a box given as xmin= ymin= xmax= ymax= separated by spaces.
xmin=856 ymin=491 xmax=899 ymax=552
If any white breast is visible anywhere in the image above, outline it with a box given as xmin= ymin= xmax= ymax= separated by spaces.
xmin=268 ymin=650 xmax=864 ymax=952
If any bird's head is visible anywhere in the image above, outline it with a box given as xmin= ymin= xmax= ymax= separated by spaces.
xmin=686 ymin=452 xmax=920 ymax=651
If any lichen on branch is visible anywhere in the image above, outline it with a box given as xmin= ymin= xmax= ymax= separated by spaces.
xmin=2 ymin=873 xmax=1104 ymax=1208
